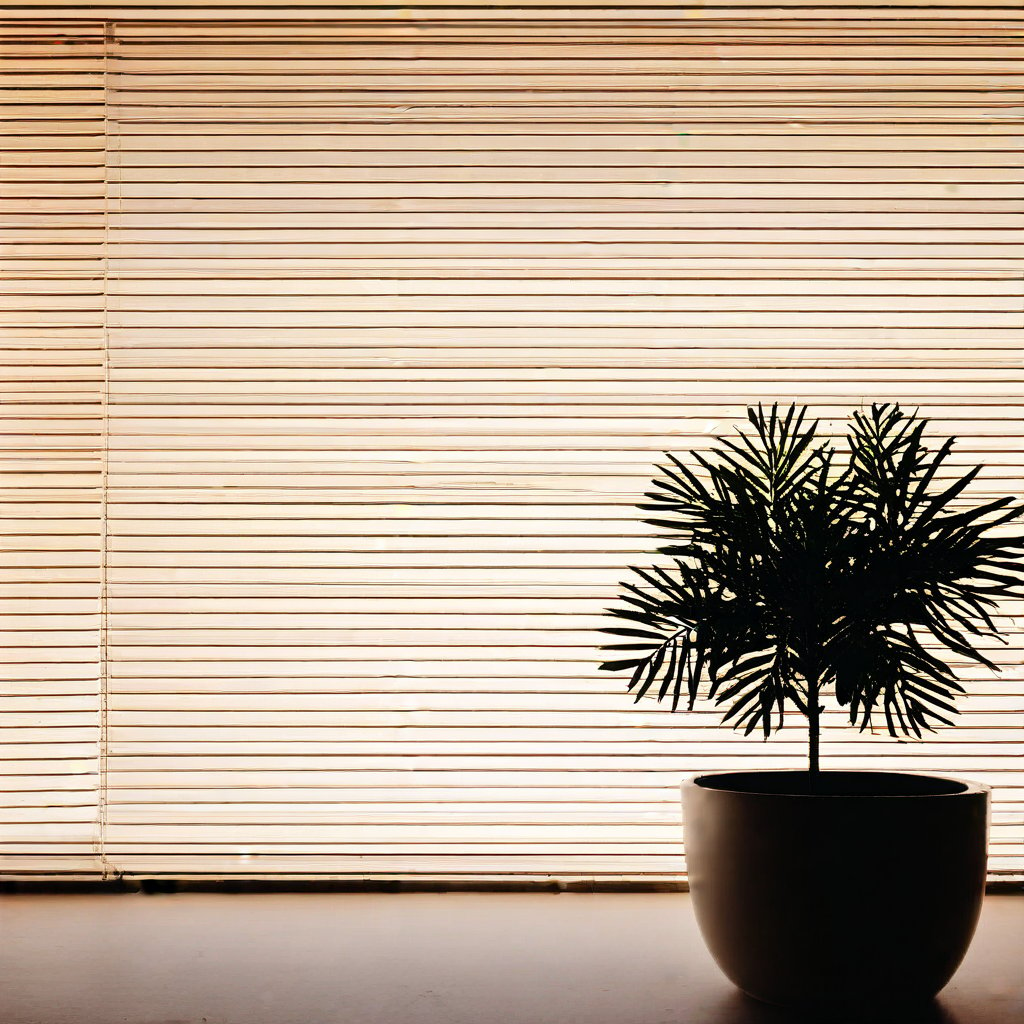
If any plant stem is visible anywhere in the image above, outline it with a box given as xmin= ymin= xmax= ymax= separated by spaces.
xmin=807 ymin=674 xmax=821 ymax=780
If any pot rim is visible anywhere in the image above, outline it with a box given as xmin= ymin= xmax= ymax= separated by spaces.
xmin=683 ymin=769 xmax=990 ymax=799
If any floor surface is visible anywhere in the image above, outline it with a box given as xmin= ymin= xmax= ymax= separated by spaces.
xmin=0 ymin=892 xmax=1021 ymax=1024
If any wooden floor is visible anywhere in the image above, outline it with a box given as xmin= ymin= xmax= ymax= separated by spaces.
xmin=0 ymin=892 xmax=1020 ymax=1024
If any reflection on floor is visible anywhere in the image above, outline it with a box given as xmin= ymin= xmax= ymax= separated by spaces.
xmin=0 ymin=891 xmax=1020 ymax=1024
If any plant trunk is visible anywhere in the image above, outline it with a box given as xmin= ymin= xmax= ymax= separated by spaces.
xmin=806 ymin=675 xmax=820 ymax=782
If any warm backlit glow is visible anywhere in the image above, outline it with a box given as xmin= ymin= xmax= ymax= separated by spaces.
xmin=1 ymin=5 xmax=1021 ymax=883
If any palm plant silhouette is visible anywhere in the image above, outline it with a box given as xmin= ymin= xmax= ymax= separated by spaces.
xmin=600 ymin=404 xmax=1024 ymax=775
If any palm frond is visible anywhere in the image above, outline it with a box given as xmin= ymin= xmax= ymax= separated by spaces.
xmin=599 ymin=401 xmax=1024 ymax=745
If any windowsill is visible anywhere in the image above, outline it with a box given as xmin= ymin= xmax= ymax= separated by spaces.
xmin=1 ymin=891 xmax=1021 ymax=1024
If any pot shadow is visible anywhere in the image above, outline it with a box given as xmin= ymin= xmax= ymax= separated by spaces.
xmin=708 ymin=989 xmax=959 ymax=1024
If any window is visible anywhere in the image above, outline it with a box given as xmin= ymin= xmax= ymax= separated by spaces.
xmin=2 ymin=6 xmax=1021 ymax=882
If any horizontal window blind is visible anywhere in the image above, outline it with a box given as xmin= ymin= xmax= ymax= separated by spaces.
xmin=0 ymin=20 xmax=106 ymax=876
xmin=1 ymin=4 xmax=1022 ymax=881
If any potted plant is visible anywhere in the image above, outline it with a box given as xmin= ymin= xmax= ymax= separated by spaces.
xmin=600 ymin=403 xmax=1024 ymax=1011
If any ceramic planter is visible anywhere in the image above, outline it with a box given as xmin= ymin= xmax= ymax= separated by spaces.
xmin=682 ymin=770 xmax=989 ymax=1011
